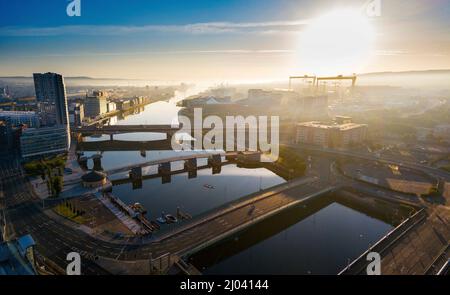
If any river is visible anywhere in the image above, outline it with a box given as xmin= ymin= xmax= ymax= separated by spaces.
xmin=79 ymin=87 xmax=410 ymax=274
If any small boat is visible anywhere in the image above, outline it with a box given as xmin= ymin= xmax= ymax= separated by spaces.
xmin=130 ymin=202 xmax=147 ymax=215
xmin=156 ymin=211 xmax=170 ymax=224
xmin=165 ymin=214 xmax=178 ymax=224
xmin=156 ymin=217 xmax=167 ymax=224
xmin=203 ymin=184 xmax=215 ymax=189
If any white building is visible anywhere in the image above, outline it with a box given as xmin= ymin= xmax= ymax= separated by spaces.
xmin=84 ymin=90 xmax=108 ymax=118
xmin=296 ymin=120 xmax=367 ymax=148
xmin=107 ymin=102 xmax=116 ymax=113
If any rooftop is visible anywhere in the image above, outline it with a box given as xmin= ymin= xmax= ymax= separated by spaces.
xmin=297 ymin=121 xmax=367 ymax=131
xmin=0 ymin=111 xmax=37 ymax=116
xmin=0 ymin=235 xmax=36 ymax=275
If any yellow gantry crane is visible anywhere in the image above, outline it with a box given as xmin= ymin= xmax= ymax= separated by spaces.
xmin=288 ymin=75 xmax=317 ymax=92
xmin=315 ymin=74 xmax=357 ymax=88
xmin=289 ymin=74 xmax=357 ymax=94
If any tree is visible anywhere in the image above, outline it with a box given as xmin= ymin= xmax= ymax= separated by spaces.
xmin=52 ymin=176 xmax=63 ymax=197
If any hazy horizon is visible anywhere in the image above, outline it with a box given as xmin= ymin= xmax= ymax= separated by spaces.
xmin=1 ymin=0 xmax=449 ymax=81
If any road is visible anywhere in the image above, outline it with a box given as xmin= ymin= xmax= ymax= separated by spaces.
xmin=285 ymin=143 xmax=450 ymax=181
xmin=1 ymin=159 xmax=114 ymax=274
xmin=295 ymin=145 xmax=450 ymax=275
xmin=140 ymin=178 xmax=334 ymax=258
xmin=0 ymin=156 xmax=334 ymax=274
xmin=1 ymin=144 xmax=443 ymax=275
xmin=302 ymin=149 xmax=422 ymax=205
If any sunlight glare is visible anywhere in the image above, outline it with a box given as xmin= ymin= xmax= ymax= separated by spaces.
xmin=297 ymin=9 xmax=376 ymax=75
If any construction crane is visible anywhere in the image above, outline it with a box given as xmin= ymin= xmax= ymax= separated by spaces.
xmin=315 ymin=74 xmax=357 ymax=88
xmin=289 ymin=74 xmax=357 ymax=98
xmin=288 ymin=75 xmax=317 ymax=91
xmin=315 ymin=74 xmax=357 ymax=100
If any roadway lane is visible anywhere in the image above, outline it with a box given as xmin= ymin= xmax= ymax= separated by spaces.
xmin=0 ymin=159 xmax=126 ymax=274
xmin=1 ymin=157 xmax=334 ymax=274
xmin=285 ymin=143 xmax=450 ymax=181
xmin=137 ymin=178 xmax=333 ymax=258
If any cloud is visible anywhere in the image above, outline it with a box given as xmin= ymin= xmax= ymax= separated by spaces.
xmin=375 ymin=50 xmax=410 ymax=56
xmin=375 ymin=50 xmax=448 ymax=57
xmin=16 ymin=49 xmax=297 ymax=58
xmin=0 ymin=20 xmax=309 ymax=36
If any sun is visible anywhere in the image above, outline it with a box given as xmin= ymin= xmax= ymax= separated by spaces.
xmin=296 ymin=9 xmax=376 ymax=75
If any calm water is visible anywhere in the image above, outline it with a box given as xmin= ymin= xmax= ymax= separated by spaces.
xmin=190 ymin=198 xmax=396 ymax=275
xmin=80 ymin=90 xmax=402 ymax=275
xmin=81 ymin=90 xmax=286 ymax=219
xmin=112 ymin=164 xmax=285 ymax=219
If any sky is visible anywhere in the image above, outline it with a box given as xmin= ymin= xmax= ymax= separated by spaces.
xmin=0 ymin=0 xmax=449 ymax=82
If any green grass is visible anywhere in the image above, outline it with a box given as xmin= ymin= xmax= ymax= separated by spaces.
xmin=54 ymin=203 xmax=90 ymax=224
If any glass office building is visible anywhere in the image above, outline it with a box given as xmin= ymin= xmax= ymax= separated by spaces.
xmin=20 ymin=126 xmax=70 ymax=158
xmin=33 ymin=72 xmax=69 ymax=126
xmin=0 ymin=111 xmax=40 ymax=128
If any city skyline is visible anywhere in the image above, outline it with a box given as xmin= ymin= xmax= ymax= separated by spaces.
xmin=1 ymin=0 xmax=449 ymax=82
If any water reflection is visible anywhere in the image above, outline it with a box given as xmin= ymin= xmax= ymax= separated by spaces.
xmin=112 ymin=164 xmax=286 ymax=219
xmin=75 ymin=87 xmax=414 ymax=275
xmin=190 ymin=194 xmax=412 ymax=275
xmin=82 ymin=133 xmax=166 ymax=142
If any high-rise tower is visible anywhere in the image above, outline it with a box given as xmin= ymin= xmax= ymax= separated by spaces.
xmin=33 ymin=72 xmax=69 ymax=126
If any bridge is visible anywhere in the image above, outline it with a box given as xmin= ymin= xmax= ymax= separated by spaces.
xmin=172 ymin=180 xmax=338 ymax=258
xmin=75 ymin=124 xmax=270 ymax=141
xmin=141 ymin=178 xmax=336 ymax=259
xmin=75 ymin=124 xmax=182 ymax=139
xmin=111 ymin=162 xmax=233 ymax=186
xmin=77 ymin=139 xmax=173 ymax=151
xmin=105 ymin=151 xmax=231 ymax=176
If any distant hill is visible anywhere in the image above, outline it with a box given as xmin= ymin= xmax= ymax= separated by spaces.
xmin=0 ymin=76 xmax=138 ymax=87
xmin=359 ymin=69 xmax=450 ymax=76
xmin=357 ymin=69 xmax=450 ymax=88
xmin=1 ymin=69 xmax=449 ymax=89
xmin=0 ymin=76 xmax=128 ymax=80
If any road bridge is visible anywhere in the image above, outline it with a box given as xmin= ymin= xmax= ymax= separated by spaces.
xmin=105 ymin=151 xmax=231 ymax=176
xmin=77 ymin=139 xmax=173 ymax=151
xmin=75 ymin=125 xmax=182 ymax=139
xmin=339 ymin=207 xmax=450 ymax=275
xmin=284 ymin=143 xmax=450 ymax=181
xmin=111 ymin=162 xmax=233 ymax=186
